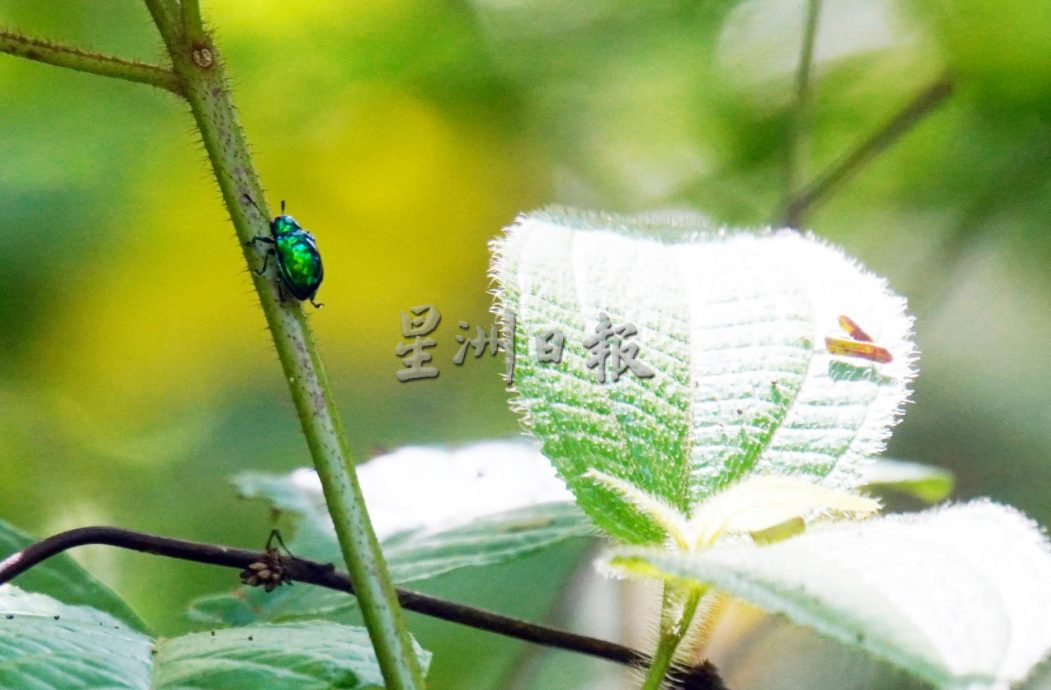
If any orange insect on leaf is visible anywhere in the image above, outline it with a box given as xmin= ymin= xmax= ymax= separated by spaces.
xmin=825 ymin=336 xmax=893 ymax=364
xmin=838 ymin=315 xmax=874 ymax=342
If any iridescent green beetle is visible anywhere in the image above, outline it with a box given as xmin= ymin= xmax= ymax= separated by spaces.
xmin=244 ymin=195 xmax=324 ymax=308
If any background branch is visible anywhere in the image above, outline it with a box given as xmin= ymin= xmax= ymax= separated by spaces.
xmin=0 ymin=30 xmax=179 ymax=93
xmin=781 ymin=0 xmax=822 ymax=213
xmin=780 ymin=74 xmax=954 ymax=227
xmin=0 ymin=526 xmax=726 ymax=690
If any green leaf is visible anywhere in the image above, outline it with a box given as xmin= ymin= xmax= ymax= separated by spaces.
xmin=860 ymin=457 xmax=954 ymax=503
xmin=236 ymin=441 xmax=589 ymax=580
xmin=154 ymin=622 xmax=429 ymax=689
xmin=490 ymin=209 xmax=916 ymax=543
xmin=188 ymin=501 xmax=592 ymax=626
xmin=0 ymin=585 xmax=429 ymax=689
xmin=0 ymin=586 xmax=152 ymax=688
xmin=187 ymin=586 xmax=353 ymax=627
xmin=0 ymin=518 xmax=150 ymax=633
xmin=233 ymin=470 xmax=339 ymax=563
xmin=382 ymin=501 xmax=592 ymax=583
xmin=193 ymin=442 xmax=592 ymax=625
xmin=609 ymin=501 xmax=1051 ymax=689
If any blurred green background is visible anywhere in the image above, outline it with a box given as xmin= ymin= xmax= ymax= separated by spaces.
xmin=1 ymin=1 xmax=1049 ymax=688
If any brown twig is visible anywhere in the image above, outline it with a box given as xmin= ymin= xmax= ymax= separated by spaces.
xmin=0 ymin=526 xmax=727 ymax=689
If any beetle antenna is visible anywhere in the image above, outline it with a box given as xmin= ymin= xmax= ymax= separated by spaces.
xmin=281 ymin=199 xmax=286 ymax=214
xmin=240 ymin=191 xmax=266 ymax=218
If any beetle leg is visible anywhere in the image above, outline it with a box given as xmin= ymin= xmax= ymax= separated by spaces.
xmin=253 ymin=249 xmax=275 ymax=276
xmin=310 ymin=298 xmax=324 ymax=309
xmin=248 ymin=236 xmax=275 ymax=274
xmin=277 ymin=281 xmax=286 ymax=301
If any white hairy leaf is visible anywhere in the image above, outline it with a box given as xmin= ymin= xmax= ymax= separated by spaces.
xmin=610 ymin=501 xmax=1051 ymax=689
xmin=490 ymin=208 xmax=915 ymax=543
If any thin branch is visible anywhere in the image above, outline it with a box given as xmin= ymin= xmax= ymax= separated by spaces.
xmin=781 ymin=0 xmax=822 ymax=214
xmin=780 ymin=74 xmax=954 ymax=227
xmin=0 ymin=30 xmax=179 ymax=94
xmin=0 ymin=526 xmax=727 ymax=690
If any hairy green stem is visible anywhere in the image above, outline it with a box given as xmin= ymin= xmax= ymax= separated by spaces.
xmin=3 ymin=3 xmax=426 ymax=684
xmin=640 ymin=583 xmax=706 ymax=690
xmin=180 ymin=0 xmax=206 ymax=45
xmin=0 ymin=30 xmax=179 ymax=93
xmin=781 ymin=0 xmax=822 ymax=223
xmin=143 ymin=0 xmax=180 ymax=45
xmin=144 ymin=7 xmax=426 ymax=689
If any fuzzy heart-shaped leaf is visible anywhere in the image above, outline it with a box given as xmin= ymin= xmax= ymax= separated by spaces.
xmin=491 ymin=209 xmax=915 ymax=543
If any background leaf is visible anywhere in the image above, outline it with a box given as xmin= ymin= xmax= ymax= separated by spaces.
xmin=0 ymin=586 xmax=152 ymax=689
xmin=0 ymin=585 xmax=429 ymax=689
xmin=859 ymin=457 xmax=954 ymax=504
xmin=382 ymin=501 xmax=593 ymax=584
xmin=154 ymin=622 xmax=429 ymax=690
xmin=188 ymin=501 xmax=591 ymax=626
xmin=191 ymin=441 xmax=592 ymax=625
xmin=0 ymin=518 xmax=150 ymax=633
xmin=187 ymin=585 xmax=354 ymax=628
xmin=491 ymin=209 xmax=915 ymax=543
xmin=611 ymin=500 xmax=1051 ymax=689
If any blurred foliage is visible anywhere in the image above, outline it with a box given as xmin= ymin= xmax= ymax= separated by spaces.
xmin=1 ymin=1 xmax=1050 ymax=688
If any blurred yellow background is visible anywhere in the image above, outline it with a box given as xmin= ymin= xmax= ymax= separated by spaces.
xmin=2 ymin=1 xmax=1050 ymax=688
